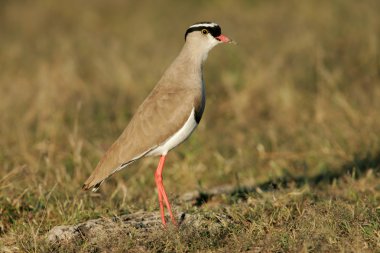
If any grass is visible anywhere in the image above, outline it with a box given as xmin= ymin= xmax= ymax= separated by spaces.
xmin=0 ymin=0 xmax=380 ymax=252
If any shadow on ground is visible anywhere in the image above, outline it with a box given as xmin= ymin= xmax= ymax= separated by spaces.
xmin=193 ymin=152 xmax=380 ymax=206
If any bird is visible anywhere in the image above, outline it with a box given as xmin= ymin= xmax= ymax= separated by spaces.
xmin=83 ymin=21 xmax=233 ymax=226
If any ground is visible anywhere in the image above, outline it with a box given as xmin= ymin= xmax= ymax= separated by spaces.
xmin=0 ymin=0 xmax=379 ymax=252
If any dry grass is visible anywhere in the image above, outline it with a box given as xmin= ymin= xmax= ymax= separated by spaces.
xmin=0 ymin=0 xmax=380 ymax=252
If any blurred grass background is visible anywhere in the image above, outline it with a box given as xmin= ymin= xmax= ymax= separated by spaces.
xmin=0 ymin=0 xmax=379 ymax=252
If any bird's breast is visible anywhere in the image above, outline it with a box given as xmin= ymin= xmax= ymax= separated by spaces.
xmin=194 ymin=78 xmax=206 ymax=123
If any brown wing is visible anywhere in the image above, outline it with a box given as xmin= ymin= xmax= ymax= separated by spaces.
xmin=83 ymin=85 xmax=199 ymax=190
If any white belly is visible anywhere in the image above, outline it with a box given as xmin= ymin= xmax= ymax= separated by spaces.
xmin=146 ymin=108 xmax=198 ymax=156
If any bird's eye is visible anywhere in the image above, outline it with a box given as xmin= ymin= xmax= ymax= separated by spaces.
xmin=201 ymin=29 xmax=209 ymax=35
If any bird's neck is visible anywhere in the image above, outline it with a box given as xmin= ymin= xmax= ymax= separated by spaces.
xmin=178 ymin=41 xmax=210 ymax=67
xmin=160 ymin=43 xmax=209 ymax=89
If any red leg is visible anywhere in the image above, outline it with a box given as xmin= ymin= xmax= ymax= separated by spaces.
xmin=159 ymin=182 xmax=176 ymax=225
xmin=154 ymin=155 xmax=177 ymax=226
xmin=155 ymin=156 xmax=166 ymax=225
xmin=156 ymin=179 xmax=165 ymax=226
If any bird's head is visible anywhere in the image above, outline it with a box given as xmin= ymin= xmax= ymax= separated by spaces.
xmin=184 ymin=22 xmax=234 ymax=54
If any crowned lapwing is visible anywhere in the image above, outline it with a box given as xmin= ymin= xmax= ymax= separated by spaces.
xmin=83 ymin=22 xmax=233 ymax=226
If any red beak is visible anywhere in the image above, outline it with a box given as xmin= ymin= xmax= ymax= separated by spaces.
xmin=216 ymin=34 xmax=231 ymax=43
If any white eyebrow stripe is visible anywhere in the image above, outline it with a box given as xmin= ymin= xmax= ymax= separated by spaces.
xmin=189 ymin=23 xmax=218 ymax=28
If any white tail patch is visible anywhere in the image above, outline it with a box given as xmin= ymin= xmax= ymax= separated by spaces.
xmin=91 ymin=181 xmax=103 ymax=192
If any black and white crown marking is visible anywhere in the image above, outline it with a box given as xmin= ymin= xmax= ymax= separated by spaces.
xmin=184 ymin=22 xmax=221 ymax=40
